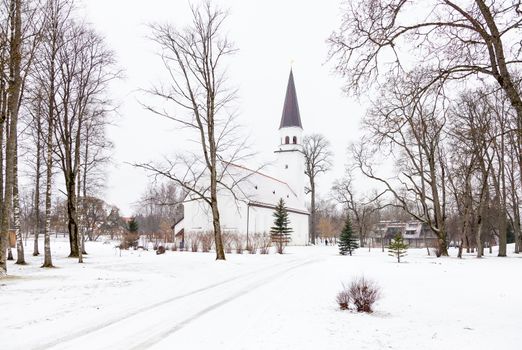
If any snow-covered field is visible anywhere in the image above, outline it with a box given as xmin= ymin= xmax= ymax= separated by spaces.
xmin=1 ymin=239 xmax=521 ymax=350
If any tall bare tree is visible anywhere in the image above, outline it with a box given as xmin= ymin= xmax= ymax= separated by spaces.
xmin=353 ymin=72 xmax=450 ymax=256
xmin=52 ymin=20 xmax=116 ymax=261
xmin=34 ymin=0 xmax=75 ymax=267
xmin=329 ymin=0 xmax=522 ymax=205
xmin=302 ymin=133 xmax=333 ymax=244
xmin=0 ymin=0 xmax=23 ymax=275
xmin=136 ymin=2 xmax=247 ymax=261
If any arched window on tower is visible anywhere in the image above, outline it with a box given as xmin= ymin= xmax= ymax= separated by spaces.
xmin=285 ymin=136 xmax=290 ymax=144
xmin=292 ymin=136 xmax=297 ymax=144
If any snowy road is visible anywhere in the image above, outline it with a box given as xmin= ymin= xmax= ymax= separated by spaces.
xmin=40 ymin=256 xmax=322 ymax=350
xmin=2 ymin=240 xmax=521 ymax=350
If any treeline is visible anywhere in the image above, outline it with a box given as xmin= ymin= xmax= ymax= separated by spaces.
xmin=328 ymin=0 xmax=522 ymax=258
xmin=0 ymin=0 xmax=118 ymax=276
xmin=133 ymin=181 xmax=184 ymax=244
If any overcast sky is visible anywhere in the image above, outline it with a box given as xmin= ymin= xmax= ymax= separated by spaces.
xmin=78 ymin=0 xmax=365 ymax=215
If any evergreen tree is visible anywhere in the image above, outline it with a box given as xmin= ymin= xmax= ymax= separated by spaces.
xmin=122 ymin=217 xmax=139 ymax=249
xmin=388 ymin=233 xmax=408 ymax=263
xmin=128 ymin=217 xmax=139 ymax=233
xmin=338 ymin=215 xmax=358 ymax=255
xmin=270 ymin=199 xmax=293 ymax=254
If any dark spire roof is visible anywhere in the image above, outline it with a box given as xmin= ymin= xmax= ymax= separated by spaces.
xmin=279 ymin=69 xmax=303 ymax=129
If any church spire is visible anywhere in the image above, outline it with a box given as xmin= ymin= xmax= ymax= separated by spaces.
xmin=279 ymin=69 xmax=303 ymax=129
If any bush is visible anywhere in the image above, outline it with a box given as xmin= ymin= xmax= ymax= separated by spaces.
xmin=348 ymin=277 xmax=380 ymax=313
xmin=259 ymin=233 xmax=271 ymax=254
xmin=336 ymin=287 xmax=350 ymax=310
xmin=156 ymin=246 xmax=166 ymax=255
xmin=200 ymin=231 xmax=214 ymax=253
xmin=120 ymin=232 xmax=139 ymax=250
xmin=247 ymin=234 xmax=259 ymax=254
xmin=233 ymin=234 xmax=244 ymax=254
xmin=185 ymin=233 xmax=200 ymax=252
xmin=222 ymin=232 xmax=233 ymax=254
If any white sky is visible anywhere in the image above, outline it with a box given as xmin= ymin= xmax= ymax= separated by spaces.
xmin=79 ymin=0 xmax=365 ymax=215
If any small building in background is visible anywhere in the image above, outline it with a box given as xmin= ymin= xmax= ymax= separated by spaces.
xmin=371 ymin=220 xmax=438 ymax=248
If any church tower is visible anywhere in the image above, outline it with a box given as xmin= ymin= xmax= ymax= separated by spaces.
xmin=275 ymin=69 xmax=305 ymax=203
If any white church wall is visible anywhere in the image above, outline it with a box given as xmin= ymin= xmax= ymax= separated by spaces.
xmin=184 ymin=192 xmax=309 ymax=246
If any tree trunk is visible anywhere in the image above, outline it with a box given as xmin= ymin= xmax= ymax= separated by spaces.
xmin=0 ymin=119 xmax=5 ymax=274
xmin=476 ymin=209 xmax=484 ymax=259
xmin=33 ymin=109 xmax=42 ymax=256
xmin=66 ymin=174 xmax=79 ymax=258
xmin=42 ymin=77 xmax=54 ymax=268
xmin=0 ymin=0 xmax=22 ymax=276
xmin=13 ymin=141 xmax=24 ymax=264
xmin=310 ymin=181 xmax=316 ymax=245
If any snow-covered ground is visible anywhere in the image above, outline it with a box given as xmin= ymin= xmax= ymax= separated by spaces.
xmin=2 ymin=239 xmax=521 ymax=350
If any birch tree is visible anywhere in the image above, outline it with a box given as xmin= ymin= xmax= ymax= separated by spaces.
xmin=0 ymin=0 xmax=23 ymax=275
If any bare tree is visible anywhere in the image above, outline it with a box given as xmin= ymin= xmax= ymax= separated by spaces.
xmin=0 ymin=0 xmax=23 ymax=275
xmin=353 ymin=72 xmax=450 ymax=256
xmin=52 ymin=19 xmax=116 ymax=262
xmin=135 ymin=2 xmax=249 ymax=260
xmin=302 ymin=133 xmax=333 ymax=244
xmin=329 ymin=1 xmax=522 ymax=110
xmin=34 ymin=0 xmax=76 ymax=267
xmin=329 ymin=0 xmax=522 ymax=199
xmin=24 ymin=87 xmax=45 ymax=256
xmin=332 ymin=172 xmax=383 ymax=248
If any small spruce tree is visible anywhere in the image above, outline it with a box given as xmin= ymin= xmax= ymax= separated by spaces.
xmin=270 ymin=198 xmax=293 ymax=254
xmin=388 ymin=233 xmax=408 ymax=263
xmin=122 ymin=217 xmax=140 ymax=249
xmin=339 ymin=215 xmax=358 ymax=255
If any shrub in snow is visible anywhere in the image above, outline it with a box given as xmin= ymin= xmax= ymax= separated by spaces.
xmin=233 ymin=234 xmax=244 ymax=254
xmin=336 ymin=287 xmax=350 ymax=310
xmin=200 ymin=231 xmax=214 ymax=252
xmin=185 ymin=233 xmax=200 ymax=252
xmin=259 ymin=233 xmax=271 ymax=254
xmin=348 ymin=276 xmax=380 ymax=313
xmin=388 ymin=233 xmax=408 ymax=263
xmin=222 ymin=232 xmax=233 ymax=254
xmin=247 ymin=234 xmax=260 ymax=254
xmin=156 ymin=246 xmax=166 ymax=255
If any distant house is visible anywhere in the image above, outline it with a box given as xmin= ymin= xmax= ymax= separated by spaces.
xmin=371 ymin=220 xmax=438 ymax=248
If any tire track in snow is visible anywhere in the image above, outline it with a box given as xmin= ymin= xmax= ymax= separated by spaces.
xmin=128 ymin=257 xmax=322 ymax=350
xmin=32 ymin=256 xmax=304 ymax=350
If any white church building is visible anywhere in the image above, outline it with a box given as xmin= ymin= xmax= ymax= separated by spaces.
xmin=174 ymin=70 xmax=310 ymax=245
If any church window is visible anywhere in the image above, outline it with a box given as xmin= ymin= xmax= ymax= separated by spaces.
xmin=292 ymin=136 xmax=297 ymax=144
xmin=285 ymin=136 xmax=290 ymax=144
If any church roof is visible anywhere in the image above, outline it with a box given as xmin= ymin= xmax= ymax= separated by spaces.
xmin=279 ymin=69 xmax=303 ymax=129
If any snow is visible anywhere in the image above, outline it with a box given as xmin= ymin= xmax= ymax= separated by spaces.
xmin=2 ymin=239 xmax=521 ymax=350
